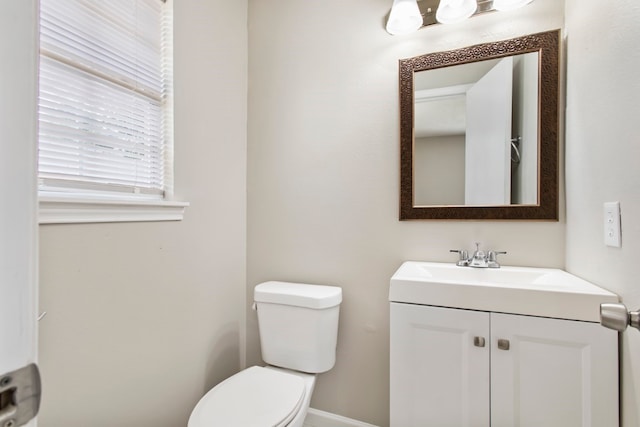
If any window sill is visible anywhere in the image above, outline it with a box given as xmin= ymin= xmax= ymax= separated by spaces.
xmin=39 ymin=195 xmax=189 ymax=224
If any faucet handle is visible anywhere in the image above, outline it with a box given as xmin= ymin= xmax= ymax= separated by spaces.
xmin=487 ymin=251 xmax=507 ymax=268
xmin=450 ymin=249 xmax=469 ymax=266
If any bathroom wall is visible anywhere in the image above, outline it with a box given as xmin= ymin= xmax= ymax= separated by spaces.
xmin=37 ymin=1 xmax=248 ymax=426
xmin=564 ymin=1 xmax=640 ymax=426
xmin=35 ymin=1 xmax=640 ymax=426
xmin=414 ymin=135 xmax=465 ymax=205
xmin=247 ymin=0 xmax=564 ymax=425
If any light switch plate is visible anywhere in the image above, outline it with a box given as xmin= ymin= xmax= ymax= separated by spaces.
xmin=604 ymin=202 xmax=622 ymax=247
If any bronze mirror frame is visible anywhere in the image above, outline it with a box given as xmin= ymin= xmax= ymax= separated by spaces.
xmin=399 ymin=30 xmax=560 ymax=220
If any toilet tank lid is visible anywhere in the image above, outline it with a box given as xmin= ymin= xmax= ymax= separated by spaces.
xmin=254 ymin=281 xmax=342 ymax=309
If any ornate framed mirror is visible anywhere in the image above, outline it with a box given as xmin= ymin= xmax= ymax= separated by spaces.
xmin=399 ymin=30 xmax=560 ymax=220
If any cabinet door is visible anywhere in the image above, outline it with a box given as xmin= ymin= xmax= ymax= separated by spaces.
xmin=390 ymin=303 xmax=490 ymax=427
xmin=490 ymin=313 xmax=619 ymax=427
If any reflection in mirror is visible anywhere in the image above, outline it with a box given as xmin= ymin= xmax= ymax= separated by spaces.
xmin=399 ymin=30 xmax=560 ymax=220
xmin=413 ymin=52 xmax=539 ymax=206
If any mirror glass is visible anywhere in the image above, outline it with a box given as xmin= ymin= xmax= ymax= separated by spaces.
xmin=399 ymin=30 xmax=559 ymax=220
xmin=414 ymin=52 xmax=538 ymax=206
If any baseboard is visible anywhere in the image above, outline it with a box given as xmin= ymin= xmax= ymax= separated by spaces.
xmin=303 ymin=408 xmax=379 ymax=427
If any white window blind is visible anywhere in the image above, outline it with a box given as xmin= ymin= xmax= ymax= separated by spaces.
xmin=38 ymin=0 xmax=173 ymax=200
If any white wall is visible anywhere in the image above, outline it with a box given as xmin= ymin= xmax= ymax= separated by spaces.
xmin=37 ymin=1 xmax=248 ymax=426
xmin=512 ymin=52 xmax=539 ymax=205
xmin=564 ymin=1 xmax=640 ymax=426
xmin=247 ymin=0 xmax=564 ymax=425
xmin=32 ymin=1 xmax=640 ymax=426
xmin=414 ymin=135 xmax=465 ymax=205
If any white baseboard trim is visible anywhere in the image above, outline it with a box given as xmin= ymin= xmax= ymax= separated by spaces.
xmin=303 ymin=408 xmax=379 ymax=427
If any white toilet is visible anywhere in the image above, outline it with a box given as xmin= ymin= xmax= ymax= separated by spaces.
xmin=188 ymin=281 xmax=342 ymax=427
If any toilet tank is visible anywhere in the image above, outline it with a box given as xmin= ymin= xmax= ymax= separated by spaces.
xmin=254 ymin=281 xmax=342 ymax=374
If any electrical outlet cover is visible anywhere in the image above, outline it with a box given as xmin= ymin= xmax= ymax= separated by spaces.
xmin=604 ymin=202 xmax=621 ymax=247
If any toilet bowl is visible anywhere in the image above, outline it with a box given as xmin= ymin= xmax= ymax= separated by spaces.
xmin=188 ymin=281 xmax=341 ymax=427
xmin=188 ymin=366 xmax=315 ymax=427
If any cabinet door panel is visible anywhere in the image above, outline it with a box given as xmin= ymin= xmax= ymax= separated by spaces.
xmin=390 ymin=303 xmax=490 ymax=427
xmin=491 ymin=313 xmax=618 ymax=427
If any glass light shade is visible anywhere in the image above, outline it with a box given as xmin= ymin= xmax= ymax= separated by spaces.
xmin=386 ymin=0 xmax=423 ymax=35
xmin=492 ymin=0 xmax=534 ymax=11
xmin=436 ymin=0 xmax=477 ymax=24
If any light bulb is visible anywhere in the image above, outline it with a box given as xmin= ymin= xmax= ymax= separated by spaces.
xmin=386 ymin=0 xmax=423 ymax=35
xmin=436 ymin=0 xmax=477 ymax=25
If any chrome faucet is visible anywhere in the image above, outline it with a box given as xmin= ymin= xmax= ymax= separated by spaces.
xmin=450 ymin=243 xmax=506 ymax=268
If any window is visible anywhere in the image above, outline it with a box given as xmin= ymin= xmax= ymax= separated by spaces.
xmin=38 ymin=0 xmax=186 ymax=223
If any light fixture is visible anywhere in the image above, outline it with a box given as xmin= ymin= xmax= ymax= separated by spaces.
xmin=385 ymin=0 xmax=536 ymax=35
xmin=436 ymin=0 xmax=477 ymax=25
xmin=386 ymin=0 xmax=423 ymax=36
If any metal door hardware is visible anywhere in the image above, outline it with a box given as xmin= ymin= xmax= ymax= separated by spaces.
xmin=600 ymin=303 xmax=640 ymax=332
xmin=497 ymin=339 xmax=510 ymax=350
xmin=473 ymin=336 xmax=486 ymax=347
xmin=0 ymin=364 xmax=41 ymax=427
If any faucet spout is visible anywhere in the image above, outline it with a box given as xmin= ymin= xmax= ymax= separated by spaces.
xmin=450 ymin=243 xmax=506 ymax=268
xmin=468 ymin=242 xmax=487 ymax=268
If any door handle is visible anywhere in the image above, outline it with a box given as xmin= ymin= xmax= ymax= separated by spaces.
xmin=0 ymin=364 xmax=41 ymax=427
xmin=600 ymin=303 xmax=640 ymax=332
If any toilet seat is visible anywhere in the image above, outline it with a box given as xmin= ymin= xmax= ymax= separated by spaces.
xmin=188 ymin=366 xmax=306 ymax=427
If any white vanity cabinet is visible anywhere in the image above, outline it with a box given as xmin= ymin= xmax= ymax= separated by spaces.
xmin=390 ymin=302 xmax=619 ymax=427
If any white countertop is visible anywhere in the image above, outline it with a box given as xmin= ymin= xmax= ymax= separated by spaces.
xmin=390 ymin=261 xmax=619 ymax=322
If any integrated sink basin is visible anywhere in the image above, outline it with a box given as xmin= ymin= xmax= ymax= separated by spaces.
xmin=390 ymin=262 xmax=619 ymax=322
